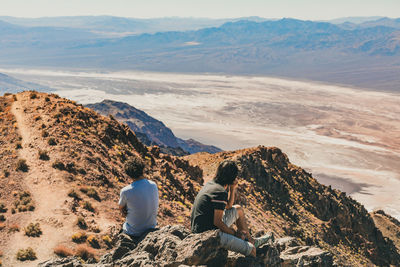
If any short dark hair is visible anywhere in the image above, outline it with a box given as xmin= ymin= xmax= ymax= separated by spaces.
xmin=214 ymin=160 xmax=238 ymax=186
xmin=124 ymin=156 xmax=145 ymax=179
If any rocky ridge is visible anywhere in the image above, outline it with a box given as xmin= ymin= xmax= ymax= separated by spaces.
xmin=0 ymin=91 xmax=399 ymax=266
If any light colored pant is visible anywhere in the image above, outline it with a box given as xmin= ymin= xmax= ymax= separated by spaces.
xmin=219 ymin=207 xmax=255 ymax=256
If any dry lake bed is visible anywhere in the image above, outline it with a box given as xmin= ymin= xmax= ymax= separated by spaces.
xmin=3 ymin=68 xmax=400 ymax=219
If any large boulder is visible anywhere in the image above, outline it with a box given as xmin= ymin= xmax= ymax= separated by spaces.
xmin=280 ymin=246 xmax=333 ymax=267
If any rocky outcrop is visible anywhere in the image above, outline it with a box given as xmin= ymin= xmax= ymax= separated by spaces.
xmin=39 ymin=225 xmax=334 ymax=267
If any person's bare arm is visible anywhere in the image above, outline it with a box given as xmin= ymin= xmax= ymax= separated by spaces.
xmin=214 ymin=209 xmax=235 ymax=235
xmin=226 ymin=180 xmax=238 ymax=209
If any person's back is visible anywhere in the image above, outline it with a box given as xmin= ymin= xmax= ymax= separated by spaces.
xmin=119 ymin=156 xmax=159 ymax=236
xmin=120 ymin=179 xmax=158 ymax=236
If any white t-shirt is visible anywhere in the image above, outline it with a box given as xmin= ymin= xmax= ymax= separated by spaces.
xmin=118 ymin=179 xmax=159 ymax=236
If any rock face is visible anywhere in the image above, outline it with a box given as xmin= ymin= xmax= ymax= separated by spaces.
xmin=86 ymin=100 xmax=222 ymax=155
xmin=39 ymin=225 xmax=334 ymax=267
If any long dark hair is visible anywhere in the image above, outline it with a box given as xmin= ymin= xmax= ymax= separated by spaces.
xmin=214 ymin=160 xmax=238 ymax=186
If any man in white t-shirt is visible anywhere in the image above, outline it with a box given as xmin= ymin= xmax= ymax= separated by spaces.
xmin=119 ymin=156 xmax=159 ymax=236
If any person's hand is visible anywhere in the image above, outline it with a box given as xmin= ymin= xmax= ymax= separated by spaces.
xmin=235 ymin=230 xmax=246 ymax=240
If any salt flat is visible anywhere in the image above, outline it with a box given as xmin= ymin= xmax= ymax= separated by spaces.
xmin=2 ymin=68 xmax=400 ymax=219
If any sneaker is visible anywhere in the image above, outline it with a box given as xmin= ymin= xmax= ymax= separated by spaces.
xmin=254 ymin=232 xmax=275 ymax=248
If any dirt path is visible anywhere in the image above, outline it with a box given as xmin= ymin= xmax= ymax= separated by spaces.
xmin=4 ymin=95 xmax=76 ymax=266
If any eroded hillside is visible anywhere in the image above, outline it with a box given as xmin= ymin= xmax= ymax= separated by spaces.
xmin=0 ymin=91 xmax=399 ymax=266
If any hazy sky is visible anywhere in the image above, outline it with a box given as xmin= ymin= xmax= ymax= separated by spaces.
xmin=1 ymin=0 xmax=399 ymax=19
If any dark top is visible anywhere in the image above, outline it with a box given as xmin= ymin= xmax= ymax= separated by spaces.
xmin=191 ymin=180 xmax=228 ymax=233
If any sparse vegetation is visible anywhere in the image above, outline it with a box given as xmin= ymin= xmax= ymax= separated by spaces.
xmin=48 ymin=137 xmax=57 ymax=146
xmin=45 ymin=96 xmax=50 ymax=102
xmin=16 ymin=159 xmax=29 ymax=172
xmin=0 ymin=203 xmax=7 ymax=213
xmin=74 ymin=244 xmax=97 ymax=262
xmin=41 ymin=130 xmax=49 ymax=138
xmin=72 ymin=232 xmax=87 ymax=243
xmin=15 ymin=142 xmax=22 ymax=149
xmin=24 ymin=223 xmax=42 ymax=237
xmin=38 ymin=150 xmax=50 ymax=160
xmin=80 ymin=187 xmax=100 ymax=201
xmin=8 ymin=224 xmax=20 ymax=233
xmin=102 ymin=235 xmax=113 ymax=248
xmin=76 ymin=216 xmax=87 ymax=229
xmin=29 ymin=92 xmax=37 ymax=99
xmin=3 ymin=170 xmax=10 ymax=178
xmin=82 ymin=201 xmax=95 ymax=212
xmin=68 ymin=189 xmax=81 ymax=200
xmin=87 ymin=235 xmax=100 ymax=248
xmin=16 ymin=247 xmax=37 ymax=261
xmin=14 ymin=191 xmax=35 ymax=212
xmin=52 ymin=160 xmax=65 ymax=170
xmin=0 ymin=215 xmax=5 ymax=222
xmin=53 ymin=245 xmax=73 ymax=257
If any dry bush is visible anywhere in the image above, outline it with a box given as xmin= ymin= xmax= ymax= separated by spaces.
xmin=82 ymin=201 xmax=95 ymax=212
xmin=15 ymin=142 xmax=22 ymax=149
xmin=39 ymin=150 xmax=50 ymax=160
xmin=52 ymin=161 xmax=65 ymax=170
xmin=87 ymin=235 xmax=100 ymax=248
xmin=102 ymin=235 xmax=113 ymax=248
xmin=48 ymin=137 xmax=57 ymax=146
xmin=16 ymin=159 xmax=28 ymax=172
xmin=45 ymin=96 xmax=50 ymax=102
xmin=72 ymin=232 xmax=87 ymax=243
xmin=29 ymin=92 xmax=37 ymax=99
xmin=3 ymin=170 xmax=10 ymax=178
xmin=16 ymin=247 xmax=37 ymax=261
xmin=41 ymin=130 xmax=49 ymax=138
xmin=8 ymin=224 xmax=20 ymax=233
xmin=76 ymin=216 xmax=87 ymax=229
xmin=14 ymin=191 xmax=35 ymax=212
xmin=80 ymin=187 xmax=100 ymax=201
xmin=68 ymin=189 xmax=81 ymax=200
xmin=53 ymin=245 xmax=73 ymax=257
xmin=24 ymin=223 xmax=42 ymax=237
xmin=75 ymin=244 xmax=97 ymax=262
xmin=0 ymin=203 xmax=7 ymax=213
xmin=0 ymin=215 xmax=5 ymax=222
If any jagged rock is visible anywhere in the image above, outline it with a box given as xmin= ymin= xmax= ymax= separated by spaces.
xmin=280 ymin=246 xmax=333 ymax=267
xmin=226 ymin=243 xmax=281 ymax=267
xmin=275 ymin=237 xmax=300 ymax=252
xmin=38 ymin=256 xmax=84 ymax=267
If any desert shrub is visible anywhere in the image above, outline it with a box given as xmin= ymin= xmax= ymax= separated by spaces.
xmin=72 ymin=232 xmax=87 ymax=243
xmin=29 ymin=92 xmax=37 ymax=99
xmin=39 ymin=150 xmax=50 ymax=160
xmin=13 ymin=191 xmax=34 ymax=213
xmin=41 ymin=130 xmax=49 ymax=138
xmin=48 ymin=137 xmax=57 ymax=146
xmin=0 ymin=203 xmax=7 ymax=213
xmin=124 ymin=156 xmax=145 ymax=179
xmin=41 ymin=123 xmax=46 ymax=129
xmin=16 ymin=159 xmax=28 ymax=172
xmin=16 ymin=247 xmax=37 ymax=261
xmin=80 ymin=187 xmax=100 ymax=201
xmin=0 ymin=215 xmax=5 ymax=222
xmin=3 ymin=170 xmax=10 ymax=177
xmin=68 ymin=189 xmax=81 ymax=200
xmin=52 ymin=161 xmax=65 ymax=170
xmin=11 ymin=208 xmax=15 ymax=214
xmin=87 ymin=235 xmax=100 ymax=248
xmin=24 ymin=223 xmax=42 ymax=237
xmin=75 ymin=244 xmax=97 ymax=262
xmin=82 ymin=201 xmax=94 ymax=212
xmin=102 ymin=235 xmax=113 ymax=248
xmin=34 ymin=115 xmax=41 ymax=121
xmin=53 ymin=245 xmax=73 ymax=257
xmin=15 ymin=142 xmax=22 ymax=149
xmin=45 ymin=96 xmax=50 ymax=102
xmin=76 ymin=216 xmax=87 ymax=229
xmin=8 ymin=224 xmax=20 ymax=233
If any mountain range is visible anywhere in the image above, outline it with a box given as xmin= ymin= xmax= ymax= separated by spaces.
xmin=1 ymin=17 xmax=400 ymax=91
xmin=0 ymin=91 xmax=399 ymax=266
xmin=86 ymin=100 xmax=222 ymax=155
xmin=0 ymin=72 xmax=50 ymax=93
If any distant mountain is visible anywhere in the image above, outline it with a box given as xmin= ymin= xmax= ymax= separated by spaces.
xmin=1 ymin=17 xmax=400 ymax=91
xmin=0 ymin=16 xmax=269 ymax=36
xmin=86 ymin=100 xmax=222 ymax=155
xmin=326 ymin=16 xmax=385 ymax=24
xmin=0 ymin=72 xmax=50 ymax=94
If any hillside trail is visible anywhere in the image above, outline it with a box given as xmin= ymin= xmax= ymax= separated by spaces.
xmin=5 ymin=95 xmax=77 ymax=266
